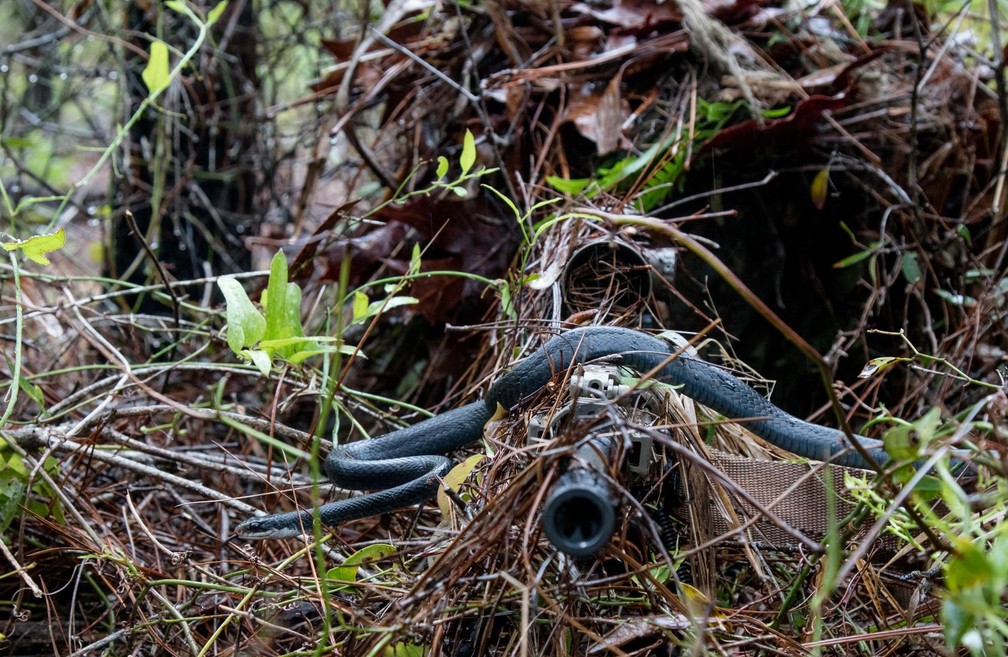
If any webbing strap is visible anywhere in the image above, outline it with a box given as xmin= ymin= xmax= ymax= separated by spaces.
xmin=679 ymin=450 xmax=859 ymax=549
xmin=671 ymin=449 xmax=934 ymax=609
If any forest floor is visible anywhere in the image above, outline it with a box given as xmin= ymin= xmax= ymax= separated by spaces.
xmin=2 ymin=0 xmax=1007 ymax=655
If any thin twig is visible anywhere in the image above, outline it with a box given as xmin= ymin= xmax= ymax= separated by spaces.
xmin=0 ymin=537 xmax=43 ymax=597
xmin=5 ymin=425 xmax=260 ymax=515
xmin=124 ymin=209 xmax=181 ymax=327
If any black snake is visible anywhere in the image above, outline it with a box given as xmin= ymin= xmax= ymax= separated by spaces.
xmin=235 ymin=326 xmax=888 ymax=539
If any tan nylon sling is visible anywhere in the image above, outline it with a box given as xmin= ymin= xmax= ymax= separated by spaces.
xmin=670 ymin=447 xmax=941 ymax=610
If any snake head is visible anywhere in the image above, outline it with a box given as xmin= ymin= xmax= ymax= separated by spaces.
xmin=235 ymin=511 xmax=311 ymax=540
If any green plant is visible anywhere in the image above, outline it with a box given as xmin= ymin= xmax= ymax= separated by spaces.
xmin=841 ymin=0 xmax=885 ymax=37
xmin=0 ymin=1 xmax=227 ymax=235
xmin=0 ymin=226 xmax=68 ymax=538
xmin=435 ymin=128 xmax=478 ymax=195
xmin=860 ymin=329 xmax=1001 ymax=391
xmin=400 ymin=128 xmax=496 ymax=200
xmin=852 ymin=332 xmax=1007 ymax=653
xmin=1 ymin=228 xmax=65 ymax=266
xmin=218 ymin=250 xmax=353 ymax=375
xmin=943 ymin=518 xmax=1008 ymax=653
xmin=0 ymin=227 xmax=67 ymax=423
xmin=0 ymin=440 xmax=65 ymax=537
xmin=217 ymin=130 xmax=512 ymax=376
xmin=326 ymin=542 xmax=397 ymax=588
xmin=545 ymin=98 xmax=758 ymax=212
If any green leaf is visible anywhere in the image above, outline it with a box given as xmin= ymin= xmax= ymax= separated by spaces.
xmin=883 ymin=421 xmax=923 ymax=461
xmin=219 ymin=252 xmax=316 ymax=370
xmin=912 ymin=407 xmax=942 ymax=446
xmin=459 ymin=129 xmax=476 ymax=176
xmin=285 ymin=344 xmax=357 ymax=365
xmin=498 ymin=281 xmax=514 ymax=319
xmin=597 ymin=130 xmax=678 ymax=190
xmin=0 ymin=447 xmax=64 ymax=534
xmin=278 ymin=282 xmax=307 ymax=357
xmin=351 ymin=293 xmax=418 ymax=326
xmin=762 ymin=105 xmax=792 ymax=119
xmin=327 ymin=543 xmax=397 ymax=583
xmin=3 ymin=353 xmax=44 ymax=412
xmin=934 ymin=289 xmax=976 ymax=307
xmin=882 ymin=424 xmax=920 ymax=461
xmin=352 ymin=291 xmax=369 ymax=323
xmin=901 ymin=252 xmax=922 ymax=285
xmin=258 ymin=336 xmax=316 ymax=352
xmin=810 ymin=168 xmax=829 ymax=210
xmin=262 ymin=251 xmax=290 ymax=341
xmin=384 ymin=642 xmax=426 ymax=657
xmin=636 ymin=158 xmax=685 ymax=211
xmin=437 ymin=454 xmax=483 ymax=518
xmin=2 ymin=228 xmax=65 ymax=265
xmin=946 ymin=539 xmax=993 ymax=592
xmin=283 ymin=283 xmax=304 ymax=335
xmin=4 ymin=451 xmax=28 ymax=476
xmin=837 ymin=220 xmax=857 ymax=243
xmin=964 ymin=267 xmax=994 ymax=281
xmin=20 ymin=378 xmax=45 ymax=410
xmin=881 ymin=409 xmax=942 ymax=466
xmin=546 ymin=176 xmax=591 ymax=195
xmin=165 ymin=0 xmax=188 ymax=13
xmin=699 ymin=98 xmax=745 ymax=122
xmin=483 ymin=184 xmax=521 ymax=222
xmin=142 ymin=40 xmax=171 ymax=95
xmin=435 ymin=156 xmax=449 ymax=179
xmin=857 ymin=356 xmax=907 ymax=379
xmin=207 ymin=1 xmax=228 ymax=25
xmin=942 ymin=598 xmax=973 ymax=648
xmin=244 ymin=349 xmax=272 ymax=376
xmin=909 ymin=474 xmax=942 ymax=502
xmin=833 ymin=246 xmax=877 ymax=269
xmin=217 ymin=276 xmax=266 ymax=353
xmin=649 ymin=563 xmax=673 ymax=584
xmin=408 ymin=243 xmax=422 ymax=276
xmin=365 ymin=295 xmax=417 ymax=318
xmin=0 ymin=474 xmax=26 ymax=535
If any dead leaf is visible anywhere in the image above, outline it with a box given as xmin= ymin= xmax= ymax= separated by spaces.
xmin=566 ymin=76 xmax=630 ymax=155
xmin=700 ymin=94 xmax=849 ymax=157
xmin=588 ymin=615 xmax=691 ymax=654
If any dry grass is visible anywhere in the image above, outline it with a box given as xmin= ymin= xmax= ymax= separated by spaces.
xmin=3 ymin=0 xmax=1008 ymax=655
xmin=0 ymin=221 xmax=991 ymax=656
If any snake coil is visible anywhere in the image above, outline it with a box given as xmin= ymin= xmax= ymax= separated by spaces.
xmin=235 ymin=327 xmax=887 ymax=539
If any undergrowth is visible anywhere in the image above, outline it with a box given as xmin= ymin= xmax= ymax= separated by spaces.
xmin=2 ymin=0 xmax=1008 ymax=655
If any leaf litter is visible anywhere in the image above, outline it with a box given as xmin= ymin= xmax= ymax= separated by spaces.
xmin=4 ymin=0 xmax=1008 ymax=655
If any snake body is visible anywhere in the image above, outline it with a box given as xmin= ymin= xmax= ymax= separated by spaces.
xmin=235 ymin=327 xmax=887 ymax=539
